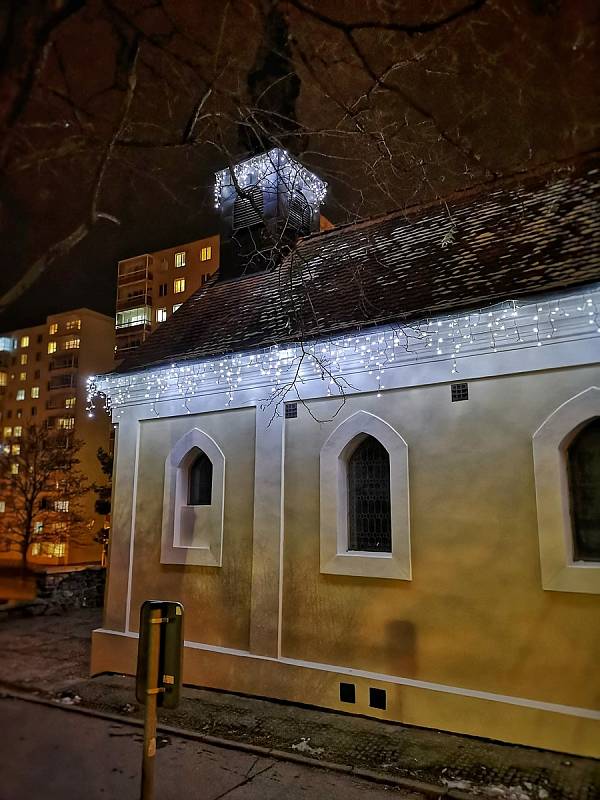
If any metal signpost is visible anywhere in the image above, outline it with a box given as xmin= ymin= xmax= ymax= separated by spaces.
xmin=136 ymin=600 xmax=184 ymax=800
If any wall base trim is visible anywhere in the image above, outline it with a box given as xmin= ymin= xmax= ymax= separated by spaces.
xmin=91 ymin=628 xmax=600 ymax=757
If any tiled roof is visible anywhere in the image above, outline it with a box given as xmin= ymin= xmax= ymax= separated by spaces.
xmin=115 ymin=157 xmax=600 ymax=374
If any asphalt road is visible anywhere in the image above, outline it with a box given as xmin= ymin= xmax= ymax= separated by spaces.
xmin=0 ymin=696 xmax=419 ymax=800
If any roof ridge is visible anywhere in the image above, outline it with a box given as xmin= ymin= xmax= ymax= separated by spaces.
xmin=297 ymin=149 xmax=600 ymax=246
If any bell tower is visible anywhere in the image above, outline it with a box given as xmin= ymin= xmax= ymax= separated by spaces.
xmin=214 ymin=148 xmax=327 ymax=280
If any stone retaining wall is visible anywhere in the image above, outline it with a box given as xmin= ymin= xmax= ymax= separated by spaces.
xmin=35 ymin=566 xmax=106 ymax=611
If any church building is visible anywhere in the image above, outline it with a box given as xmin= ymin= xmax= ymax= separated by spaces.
xmin=89 ymin=149 xmax=600 ymax=757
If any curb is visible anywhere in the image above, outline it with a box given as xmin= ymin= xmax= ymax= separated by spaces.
xmin=0 ymin=686 xmax=470 ymax=799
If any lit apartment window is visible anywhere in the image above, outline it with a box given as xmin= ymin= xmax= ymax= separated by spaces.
xmin=64 ymin=338 xmax=80 ymax=350
xmin=58 ymin=417 xmax=74 ymax=431
xmin=11 ymin=462 xmax=19 ymax=475
xmin=55 ymin=500 xmax=69 ymax=512
xmin=20 ymin=336 xmax=29 ymax=348
xmin=159 ymin=283 xmax=168 ymax=297
xmin=11 ymin=443 xmax=20 ymax=455
xmin=19 ymin=372 xmax=27 ymax=382
xmin=31 ymin=387 xmax=40 ymax=399
xmin=16 ymin=389 xmax=25 ymax=401
xmin=0 ymin=372 xmax=6 ymax=387
xmin=172 ymin=303 xmax=182 ymax=314
xmin=48 ymin=342 xmax=57 ymax=354
xmin=156 ymin=307 xmax=167 ymax=323
xmin=0 ymin=501 xmax=5 ymax=513
xmin=201 ymin=246 xmax=212 ymax=261
xmin=34 ymin=522 xmax=43 ymax=534
xmin=65 ymin=397 xmax=76 ymax=408
xmin=20 ymin=354 xmax=27 ymax=365
xmin=174 ymin=278 xmax=185 ymax=294
xmin=3 ymin=426 xmax=11 ymax=437
xmin=66 ymin=319 xmax=81 ymax=331
xmin=115 ymin=306 xmax=151 ymax=329
xmin=175 ymin=251 xmax=186 ymax=268
xmin=14 ymin=426 xmax=22 ymax=437
xmin=49 ymin=323 xmax=58 ymax=335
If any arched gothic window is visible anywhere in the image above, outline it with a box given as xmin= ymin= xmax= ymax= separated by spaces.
xmin=567 ymin=418 xmax=600 ymax=562
xmin=188 ymin=451 xmax=213 ymax=506
xmin=347 ymin=436 xmax=391 ymax=552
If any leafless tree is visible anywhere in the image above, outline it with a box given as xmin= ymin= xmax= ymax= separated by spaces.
xmin=0 ymin=0 xmax=597 ymax=322
xmin=0 ymin=423 xmax=90 ymax=571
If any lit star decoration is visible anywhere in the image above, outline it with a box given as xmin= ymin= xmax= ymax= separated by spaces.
xmin=214 ymin=148 xmax=327 ymax=210
xmin=87 ymin=286 xmax=599 ymax=419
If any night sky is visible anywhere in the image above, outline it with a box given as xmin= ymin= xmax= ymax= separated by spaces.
xmin=0 ymin=0 xmax=598 ymax=331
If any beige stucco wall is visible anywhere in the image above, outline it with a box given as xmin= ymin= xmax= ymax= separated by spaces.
xmin=281 ymin=366 xmax=600 ymax=714
xmin=125 ymin=407 xmax=256 ymax=648
xmin=94 ymin=361 xmax=600 ymax=756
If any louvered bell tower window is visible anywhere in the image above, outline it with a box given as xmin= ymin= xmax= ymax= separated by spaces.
xmin=233 ymin=187 xmax=264 ymax=230
xmin=347 ymin=436 xmax=391 ymax=552
xmin=287 ymin=192 xmax=311 ymax=233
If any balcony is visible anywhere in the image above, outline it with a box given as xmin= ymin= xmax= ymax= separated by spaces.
xmin=48 ymin=374 xmax=76 ymax=391
xmin=49 ymin=355 xmax=78 ymax=371
xmin=116 ymin=292 xmax=153 ymax=311
xmin=115 ymin=305 xmax=152 ymax=331
xmin=117 ymin=268 xmax=153 ymax=286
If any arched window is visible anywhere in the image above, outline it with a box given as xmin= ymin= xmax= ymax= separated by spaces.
xmin=347 ymin=436 xmax=391 ymax=552
xmin=567 ymin=418 xmax=600 ymax=562
xmin=188 ymin=451 xmax=213 ymax=506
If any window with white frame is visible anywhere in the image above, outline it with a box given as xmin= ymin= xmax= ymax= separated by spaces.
xmin=31 ymin=387 xmax=40 ymax=399
xmin=49 ymin=323 xmax=58 ymax=335
xmin=55 ymin=500 xmax=69 ymax=512
xmin=48 ymin=342 xmax=57 ymax=354
xmin=533 ymin=386 xmax=600 ymax=594
xmin=14 ymin=426 xmax=22 ymax=437
xmin=161 ymin=428 xmax=225 ymax=567
xmin=174 ymin=278 xmax=185 ymax=294
xmin=201 ymin=246 xmax=212 ymax=261
xmin=20 ymin=336 xmax=29 ymax=348
xmin=172 ymin=303 xmax=182 ymax=314
xmin=156 ymin=307 xmax=167 ymax=323
xmin=0 ymin=501 xmax=5 ymax=513
xmin=320 ymin=410 xmax=411 ymax=580
xmin=16 ymin=389 xmax=25 ymax=401
xmin=64 ymin=337 xmax=80 ymax=350
xmin=175 ymin=251 xmax=186 ymax=268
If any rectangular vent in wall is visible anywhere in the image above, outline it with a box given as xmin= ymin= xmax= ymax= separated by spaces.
xmin=451 ymin=382 xmax=469 ymax=402
xmin=339 ymin=682 xmax=356 ymax=704
xmin=369 ymin=687 xmax=387 ymax=710
xmin=284 ymin=402 xmax=298 ymax=419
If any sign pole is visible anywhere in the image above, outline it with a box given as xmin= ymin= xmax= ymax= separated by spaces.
xmin=140 ymin=607 xmax=162 ymax=800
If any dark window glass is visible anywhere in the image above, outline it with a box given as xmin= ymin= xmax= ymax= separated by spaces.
xmin=347 ymin=436 xmax=391 ymax=552
xmin=188 ymin=451 xmax=212 ymax=505
xmin=567 ymin=418 xmax=600 ymax=561
xmin=159 ymin=283 xmax=168 ymax=297
xmin=31 ymin=407 xmax=37 ymax=416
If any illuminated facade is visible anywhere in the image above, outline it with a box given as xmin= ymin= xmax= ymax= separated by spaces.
xmin=91 ymin=154 xmax=600 ymax=756
xmin=0 ymin=308 xmax=115 ymax=565
xmin=115 ymin=236 xmax=220 ymax=360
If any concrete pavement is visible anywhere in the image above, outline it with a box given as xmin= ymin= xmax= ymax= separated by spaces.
xmin=0 ymin=695 xmax=420 ymax=800
xmin=0 ymin=609 xmax=598 ymax=799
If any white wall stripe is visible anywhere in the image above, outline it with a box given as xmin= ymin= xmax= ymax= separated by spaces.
xmin=94 ymin=628 xmax=600 ymax=721
xmin=124 ymin=421 xmax=141 ymax=634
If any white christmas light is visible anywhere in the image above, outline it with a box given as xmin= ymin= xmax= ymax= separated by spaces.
xmin=87 ymin=286 xmax=600 ymax=419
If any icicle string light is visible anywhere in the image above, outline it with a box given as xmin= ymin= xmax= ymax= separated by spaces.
xmin=214 ymin=148 xmax=327 ymax=209
xmin=87 ymin=287 xmax=600 ymax=418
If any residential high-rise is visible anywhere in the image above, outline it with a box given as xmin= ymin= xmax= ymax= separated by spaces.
xmin=0 ymin=308 xmax=115 ymax=565
xmin=115 ymin=235 xmax=220 ymax=360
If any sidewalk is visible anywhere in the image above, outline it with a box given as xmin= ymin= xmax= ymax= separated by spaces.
xmin=0 ymin=608 xmax=598 ymax=799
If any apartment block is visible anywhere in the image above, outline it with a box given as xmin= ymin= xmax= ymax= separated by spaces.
xmin=115 ymin=235 xmax=219 ymax=359
xmin=0 ymin=308 xmax=115 ymax=565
